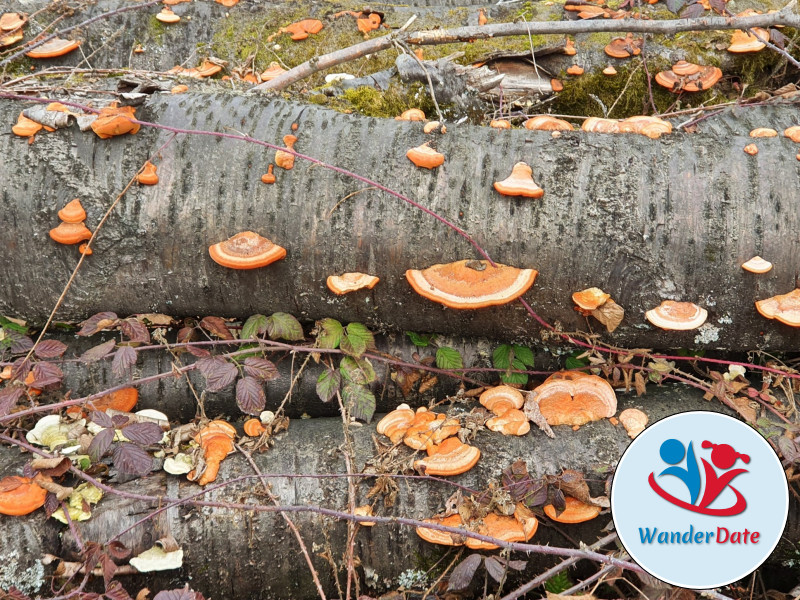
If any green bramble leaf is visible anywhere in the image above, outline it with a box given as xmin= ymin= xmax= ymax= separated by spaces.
xmin=435 ymin=347 xmax=463 ymax=370
xmin=339 ymin=356 xmax=376 ymax=385
xmin=316 ymin=368 xmax=341 ymax=403
xmin=241 ymin=314 xmax=268 ymax=340
xmin=405 ymin=331 xmax=435 ymax=348
xmin=316 ymin=318 xmax=343 ymax=350
xmin=340 ymin=322 xmax=375 ymax=358
xmin=266 ymin=312 xmax=304 ymax=341
xmin=493 ymin=344 xmax=532 ymax=385
xmin=343 ymin=382 xmax=376 ymax=423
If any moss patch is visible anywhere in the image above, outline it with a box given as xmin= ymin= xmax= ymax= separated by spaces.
xmin=331 ymin=82 xmax=441 ymax=118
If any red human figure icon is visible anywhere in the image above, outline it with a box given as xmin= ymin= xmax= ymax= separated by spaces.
xmin=698 ymin=441 xmax=750 ymax=512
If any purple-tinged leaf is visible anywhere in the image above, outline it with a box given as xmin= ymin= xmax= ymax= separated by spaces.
xmin=200 ymin=316 xmax=234 ymax=340
xmin=265 ymin=312 xmax=304 ymax=341
xmin=11 ymin=357 xmax=31 ymax=382
xmin=31 ymin=361 xmax=63 ymax=388
xmin=187 ymin=345 xmax=211 ymax=358
xmin=243 ymin=357 xmax=279 ymax=381
xmin=34 ymin=339 xmax=68 ymax=359
xmin=316 ymin=368 xmax=341 ymax=403
xmin=6 ymin=330 xmax=34 ymax=354
xmin=103 ymin=579 xmax=131 ymax=600
xmin=196 ymin=357 xmax=238 ymax=391
xmin=680 ymin=2 xmax=705 ymax=18
xmin=106 ymin=541 xmax=131 ymax=560
xmin=0 ymin=387 xmax=24 ymax=417
xmin=771 ymin=28 xmax=787 ymax=49
xmin=121 ymin=422 xmax=164 ymax=445
xmin=80 ymin=339 xmax=116 ymax=363
xmin=111 ymin=415 xmax=130 ymax=428
xmin=44 ymin=492 xmax=59 ymax=518
xmin=90 ymin=410 xmax=114 ymax=428
xmin=176 ymin=327 xmax=195 ymax=344
xmin=665 ymin=0 xmax=685 ymax=13
xmin=484 ymin=556 xmax=505 ymax=584
xmin=78 ymin=312 xmax=119 ymax=337
xmin=2 ymin=587 xmax=33 ymax=600
xmin=119 ymin=319 xmax=150 ymax=344
xmin=88 ymin=428 xmax=115 ymax=462
xmin=236 ymin=376 xmax=266 ymax=415
xmin=342 ymin=383 xmax=375 ymax=423
xmin=154 ymin=586 xmax=204 ymax=600
xmin=708 ymin=0 xmax=725 ymax=13
xmin=112 ymin=346 xmax=137 ymax=377
xmin=112 ymin=442 xmax=153 ymax=477
xmin=777 ymin=436 xmax=799 ymax=464
xmin=447 ymin=554 xmax=482 ymax=591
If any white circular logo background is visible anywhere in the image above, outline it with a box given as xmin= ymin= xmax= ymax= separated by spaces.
xmin=611 ymin=411 xmax=788 ymax=589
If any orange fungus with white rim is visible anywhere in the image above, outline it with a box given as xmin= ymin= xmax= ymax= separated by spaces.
xmin=645 ymin=300 xmax=707 ymax=330
xmin=327 ymin=272 xmax=380 ymax=295
xmin=406 ymin=259 xmax=537 ymax=309
xmin=532 ymin=371 xmax=617 ymax=426
xmin=493 ymin=162 xmax=544 ymax=198
xmin=741 ymin=256 xmax=772 ymax=273
xmin=755 ymin=289 xmax=800 ymax=327
xmin=209 ymin=231 xmax=287 ymax=269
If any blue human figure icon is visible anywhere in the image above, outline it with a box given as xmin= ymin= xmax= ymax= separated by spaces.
xmin=658 ymin=438 xmax=701 ymax=505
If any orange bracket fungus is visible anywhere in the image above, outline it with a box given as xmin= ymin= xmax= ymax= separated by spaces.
xmin=563 ymin=37 xmax=576 ymax=56
xmin=275 ymin=134 xmax=298 ymax=170
xmin=416 ymin=514 xmax=466 ymax=546
xmin=67 ymin=387 xmax=139 ymax=418
xmin=755 ymin=289 xmax=800 ymax=327
xmin=728 ymin=28 xmax=767 ymax=53
xmin=478 ymin=8 xmax=488 ymax=25
xmin=91 ymin=104 xmax=140 ymax=139
xmin=208 ymin=231 xmax=287 ymax=269
xmin=284 ymin=19 xmax=324 ymax=41
xmin=395 ymin=108 xmax=426 ymax=121
xmin=357 ymin=12 xmax=382 ymax=35
xmin=741 ymin=256 xmax=772 ymax=273
xmin=261 ymin=62 xmax=287 ymax=82
xmin=243 ymin=418 xmax=266 ymax=437
xmin=523 ymin=116 xmax=574 ymax=132
xmin=604 ymin=33 xmax=642 ymax=58
xmin=26 ymin=38 xmax=80 ymax=58
xmin=156 ymin=7 xmax=181 ymax=23
xmin=750 ymin=127 xmax=777 ymax=138
xmin=404 ymin=411 xmax=459 ymax=450
xmin=480 ymin=385 xmax=524 ymax=415
xmin=566 ymin=65 xmax=584 ymax=76
xmin=327 ymin=272 xmax=380 ymax=295
xmin=58 ymin=198 xmax=86 ymax=223
xmin=602 ymin=65 xmax=617 ymax=76
xmin=171 ymin=84 xmax=188 ymax=94
xmin=190 ymin=420 xmax=236 ymax=486
xmin=544 ymin=496 xmax=601 ymax=523
xmin=532 ymin=371 xmax=617 ymax=426
xmin=489 ymin=119 xmax=511 ymax=129
xmin=572 ymin=287 xmax=610 ymax=314
xmin=137 ymin=161 xmax=159 ymax=185
xmin=550 ymin=79 xmax=564 ymax=92
xmin=50 ymin=221 xmax=92 ymax=245
xmin=645 ymin=300 xmax=707 ymax=330
xmin=78 ymin=242 xmax=92 ymax=256
xmin=655 ymin=61 xmax=722 ymax=92
xmin=376 ymin=404 xmax=415 ymax=443
xmin=261 ymin=164 xmax=276 ymax=184
xmin=619 ymin=408 xmax=648 ymax=438
xmin=0 ymin=12 xmax=26 ymax=32
xmin=743 ymin=143 xmax=758 ymax=155
xmin=784 ymin=126 xmax=800 ymax=143
xmin=465 ymin=512 xmax=538 ymax=550
xmin=406 ymin=259 xmax=537 ymax=309
xmin=0 ymin=475 xmax=48 ymax=516
xmin=486 ymin=408 xmax=530 ymax=436
xmin=406 ymin=142 xmax=445 ymax=169
xmin=12 ymin=112 xmax=43 ymax=137
xmin=494 ymin=162 xmax=544 ymax=198
xmin=414 ymin=437 xmax=480 ymax=476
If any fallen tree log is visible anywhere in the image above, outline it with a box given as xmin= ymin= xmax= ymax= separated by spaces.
xmin=2 ymin=94 xmax=799 ymax=351
xmin=2 ymin=385 xmax=797 ymax=598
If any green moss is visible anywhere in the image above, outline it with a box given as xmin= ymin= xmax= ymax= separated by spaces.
xmin=147 ymin=15 xmax=166 ymax=44
xmin=334 ymin=82 xmax=440 ymax=118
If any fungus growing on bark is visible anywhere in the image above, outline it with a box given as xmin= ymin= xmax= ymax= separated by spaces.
xmin=582 ymin=117 xmax=620 ymax=134
xmin=544 ymin=496 xmax=601 ymax=523
xmin=243 ymin=418 xmax=265 ymax=437
xmin=208 ymin=231 xmax=286 ymax=269
xmin=171 ymin=84 xmax=188 ymax=94
xmin=67 ymin=387 xmax=139 ymax=417
xmin=533 ymin=371 xmax=617 ymax=426
xmin=327 ymin=272 xmax=380 ymax=295
xmin=550 ymin=79 xmax=564 ymax=92
xmin=354 ymin=505 xmax=375 ymax=526
xmin=0 ymin=27 xmax=23 ymax=49
xmin=406 ymin=259 xmax=538 ymax=309
xmin=261 ymin=62 xmax=287 ymax=81
xmin=406 ymin=142 xmax=445 ymax=169
xmin=137 ymin=161 xmax=159 ymax=185
xmin=261 ymin=164 xmax=276 ymax=184
xmin=404 ymin=412 xmax=458 ymax=450
xmin=603 ymin=66 xmax=617 ymax=76
xmin=0 ymin=12 xmax=26 ymax=31
xmin=284 ymin=19 xmax=324 ymax=41
xmin=396 ymin=108 xmax=425 ymax=121
xmin=489 ymin=119 xmax=511 ymax=129
xmin=480 ymin=385 xmax=524 ymax=415
xmin=743 ymin=143 xmax=758 ymax=155
xmin=12 ymin=112 xmax=43 ymax=137
xmin=563 ymin=37 xmax=576 ymax=55
xmin=57 ymin=199 xmax=86 ymax=223
xmin=478 ymin=8 xmax=488 ymax=25
xmin=376 ymin=404 xmax=415 ymax=443
xmin=415 ymin=437 xmax=480 ymax=476
xmin=493 ymin=162 xmax=544 ymax=198
xmin=49 ymin=222 xmax=92 ymax=245
xmin=655 ymin=61 xmax=722 ymax=92
xmin=604 ymin=34 xmax=642 ymax=58
xmin=91 ymin=104 xmax=140 ymax=139
xmin=784 ymin=126 xmax=800 ymax=142
xmin=465 ymin=512 xmax=538 ymax=550
xmin=619 ymin=116 xmax=672 ymax=139
xmin=486 ymin=408 xmax=530 ymax=436
xmin=572 ymin=288 xmax=610 ymax=312
xmin=619 ymin=408 xmax=648 ymax=438
xmin=357 ymin=12 xmax=382 ymax=35
xmin=26 ymin=38 xmax=80 ymax=58
xmin=750 ymin=127 xmax=777 ymax=137
xmin=156 ymin=7 xmax=181 ymax=23
xmin=728 ymin=29 xmax=766 ymax=53
xmin=0 ymin=475 xmax=47 ymax=516
xmin=416 ymin=514 xmax=465 ymax=546
xmin=523 ymin=116 xmax=573 ymax=131
xmin=566 ymin=65 xmax=584 ymax=76
xmin=190 ymin=420 xmax=236 ymax=486
xmin=215 ymin=0 xmax=240 ymax=6
xmin=274 ymin=134 xmax=298 ymax=170
xmin=755 ymin=289 xmax=800 ymax=327
xmin=741 ymin=256 xmax=772 ymax=273
xmin=645 ymin=300 xmax=707 ymax=330
xmin=196 ymin=60 xmax=223 ymax=78
xmin=78 ymin=243 xmax=92 ymax=256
